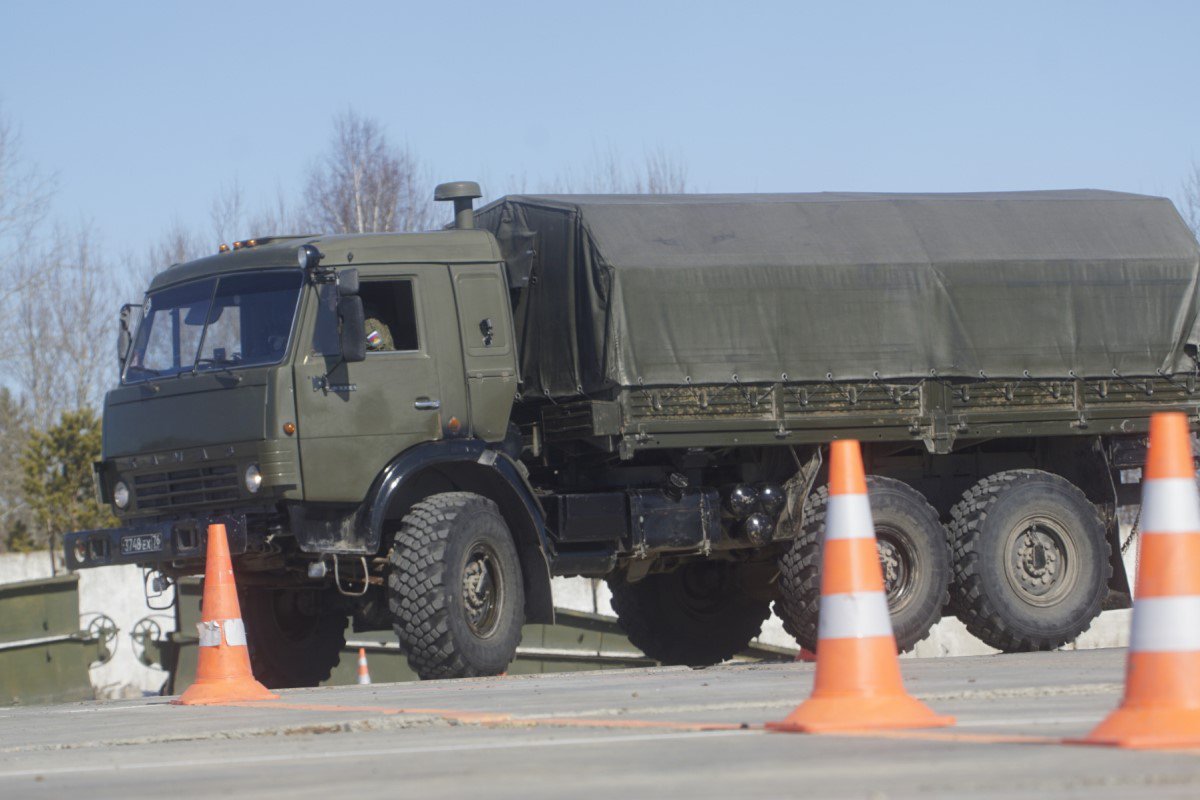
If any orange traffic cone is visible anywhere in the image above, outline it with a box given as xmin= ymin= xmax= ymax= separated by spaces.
xmin=767 ymin=440 xmax=953 ymax=733
xmin=1074 ymin=412 xmax=1200 ymax=749
xmin=357 ymin=647 xmax=372 ymax=685
xmin=173 ymin=523 xmax=278 ymax=705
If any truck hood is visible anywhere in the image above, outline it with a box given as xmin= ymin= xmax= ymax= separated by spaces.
xmin=103 ymin=372 xmax=268 ymax=457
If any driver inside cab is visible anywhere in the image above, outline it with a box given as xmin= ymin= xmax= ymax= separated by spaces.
xmin=364 ymin=310 xmax=393 ymax=352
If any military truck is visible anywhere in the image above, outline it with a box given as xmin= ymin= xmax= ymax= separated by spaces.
xmin=64 ymin=185 xmax=1200 ymax=685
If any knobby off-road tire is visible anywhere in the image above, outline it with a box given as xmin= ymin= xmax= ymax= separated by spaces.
xmin=608 ymin=562 xmax=771 ymax=666
xmin=949 ymin=469 xmax=1110 ymax=652
xmin=239 ymin=586 xmax=347 ymax=689
xmin=388 ymin=492 xmax=525 ymax=680
xmin=773 ymin=476 xmax=951 ymax=653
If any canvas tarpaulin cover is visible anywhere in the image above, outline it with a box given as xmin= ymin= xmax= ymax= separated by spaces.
xmin=473 ymin=191 xmax=1200 ymax=399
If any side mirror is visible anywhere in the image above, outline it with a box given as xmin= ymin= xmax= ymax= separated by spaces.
xmin=337 ymin=268 xmax=359 ymax=297
xmin=337 ymin=296 xmax=367 ymax=363
xmin=117 ymin=303 xmax=140 ymax=370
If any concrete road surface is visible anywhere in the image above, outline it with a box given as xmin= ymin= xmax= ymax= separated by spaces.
xmin=1 ymin=648 xmax=1198 ymax=799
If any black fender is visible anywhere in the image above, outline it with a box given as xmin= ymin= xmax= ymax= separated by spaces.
xmin=364 ymin=439 xmax=555 ymax=624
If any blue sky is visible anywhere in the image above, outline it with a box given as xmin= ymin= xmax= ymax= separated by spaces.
xmin=3 ymin=1 xmax=1200 ymax=252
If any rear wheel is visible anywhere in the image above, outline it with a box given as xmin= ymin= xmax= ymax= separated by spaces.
xmin=949 ymin=469 xmax=1110 ymax=652
xmin=388 ymin=492 xmax=525 ymax=680
xmin=774 ymin=476 xmax=951 ymax=652
xmin=239 ymin=586 xmax=347 ymax=689
xmin=608 ymin=561 xmax=770 ymax=666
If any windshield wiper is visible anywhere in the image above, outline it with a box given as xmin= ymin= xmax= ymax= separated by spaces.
xmin=193 ymin=357 xmax=243 ymax=381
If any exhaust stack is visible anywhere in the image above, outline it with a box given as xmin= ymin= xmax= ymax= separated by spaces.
xmin=435 ymin=181 xmax=483 ymax=230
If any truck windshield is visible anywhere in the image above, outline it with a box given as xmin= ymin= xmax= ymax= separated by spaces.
xmin=123 ymin=270 xmax=303 ymax=383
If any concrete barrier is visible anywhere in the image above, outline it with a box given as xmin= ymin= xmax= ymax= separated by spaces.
xmin=0 ymin=574 xmax=98 ymax=704
xmin=0 ymin=553 xmax=174 ymax=699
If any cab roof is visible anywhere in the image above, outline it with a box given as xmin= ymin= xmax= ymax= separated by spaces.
xmin=147 ymin=228 xmax=502 ymax=292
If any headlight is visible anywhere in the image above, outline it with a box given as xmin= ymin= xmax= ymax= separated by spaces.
xmin=244 ymin=464 xmax=263 ymax=494
xmin=113 ymin=480 xmax=130 ymax=510
xmin=298 ymin=244 xmax=322 ymax=269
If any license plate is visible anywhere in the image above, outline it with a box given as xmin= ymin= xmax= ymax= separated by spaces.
xmin=121 ymin=532 xmax=162 ymax=556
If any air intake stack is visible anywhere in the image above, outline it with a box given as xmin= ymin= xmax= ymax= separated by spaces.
xmin=435 ymin=181 xmax=483 ymax=229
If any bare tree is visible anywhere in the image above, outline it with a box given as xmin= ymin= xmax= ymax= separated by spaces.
xmin=247 ymin=184 xmax=305 ymax=237
xmin=642 ymin=145 xmax=690 ymax=194
xmin=0 ymin=387 xmax=31 ymax=549
xmin=0 ymin=106 xmax=51 ymax=545
xmin=127 ymin=217 xmax=206 ymax=298
xmin=302 ymin=110 xmax=435 ymax=233
xmin=150 ymin=217 xmax=204 ymax=266
xmin=132 ymin=181 xmax=304 ymax=307
xmin=472 ymin=170 xmax=529 ymax=213
xmin=210 ymin=177 xmax=249 ymax=246
xmin=14 ymin=223 xmax=117 ymax=429
xmin=0 ymin=104 xmax=55 ymax=314
xmin=0 ymin=104 xmax=55 ymax=243
xmin=59 ymin=227 xmax=119 ymax=413
xmin=550 ymin=143 xmax=690 ymax=194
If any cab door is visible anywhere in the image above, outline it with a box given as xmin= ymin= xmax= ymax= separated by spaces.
xmin=293 ymin=264 xmax=467 ymax=503
xmin=450 ymin=263 xmax=518 ymax=440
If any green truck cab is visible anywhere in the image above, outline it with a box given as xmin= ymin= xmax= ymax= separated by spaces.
xmin=66 ymin=184 xmax=1200 ymax=685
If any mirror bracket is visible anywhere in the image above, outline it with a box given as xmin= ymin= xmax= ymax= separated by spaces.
xmin=117 ymin=302 xmax=140 ymax=371
xmin=307 ymin=263 xmax=358 ymax=298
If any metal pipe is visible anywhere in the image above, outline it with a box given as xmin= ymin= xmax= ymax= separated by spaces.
xmin=0 ymin=632 xmax=86 ymax=652
xmin=454 ymin=198 xmax=475 ymax=230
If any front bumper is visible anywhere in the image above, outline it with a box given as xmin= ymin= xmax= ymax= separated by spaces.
xmin=63 ymin=514 xmax=247 ymax=570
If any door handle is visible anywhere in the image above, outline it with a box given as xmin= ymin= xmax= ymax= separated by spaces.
xmin=414 ymin=397 xmax=441 ymax=410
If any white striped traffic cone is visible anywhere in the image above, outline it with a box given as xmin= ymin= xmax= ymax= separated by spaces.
xmin=356 ymin=647 xmax=372 ymax=685
xmin=1075 ymin=412 xmax=1200 ymax=749
xmin=768 ymin=440 xmax=953 ymax=732
xmin=173 ymin=524 xmax=277 ymax=705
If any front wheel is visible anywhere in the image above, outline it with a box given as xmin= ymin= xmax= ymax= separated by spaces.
xmin=607 ymin=561 xmax=771 ymax=666
xmin=388 ymin=492 xmax=525 ymax=680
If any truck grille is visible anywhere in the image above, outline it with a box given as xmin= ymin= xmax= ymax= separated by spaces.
xmin=134 ymin=465 xmax=239 ymax=510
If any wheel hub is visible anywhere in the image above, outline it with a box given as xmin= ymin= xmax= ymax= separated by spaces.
xmin=877 ymin=539 xmax=903 ymax=594
xmin=874 ymin=527 xmax=916 ymax=610
xmin=1018 ymin=531 xmax=1058 ymax=582
xmin=1005 ymin=518 xmax=1075 ymax=605
xmin=462 ymin=544 xmax=502 ymax=638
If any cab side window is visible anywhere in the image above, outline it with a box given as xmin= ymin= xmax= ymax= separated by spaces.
xmin=359 ymin=280 xmax=419 ymax=353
